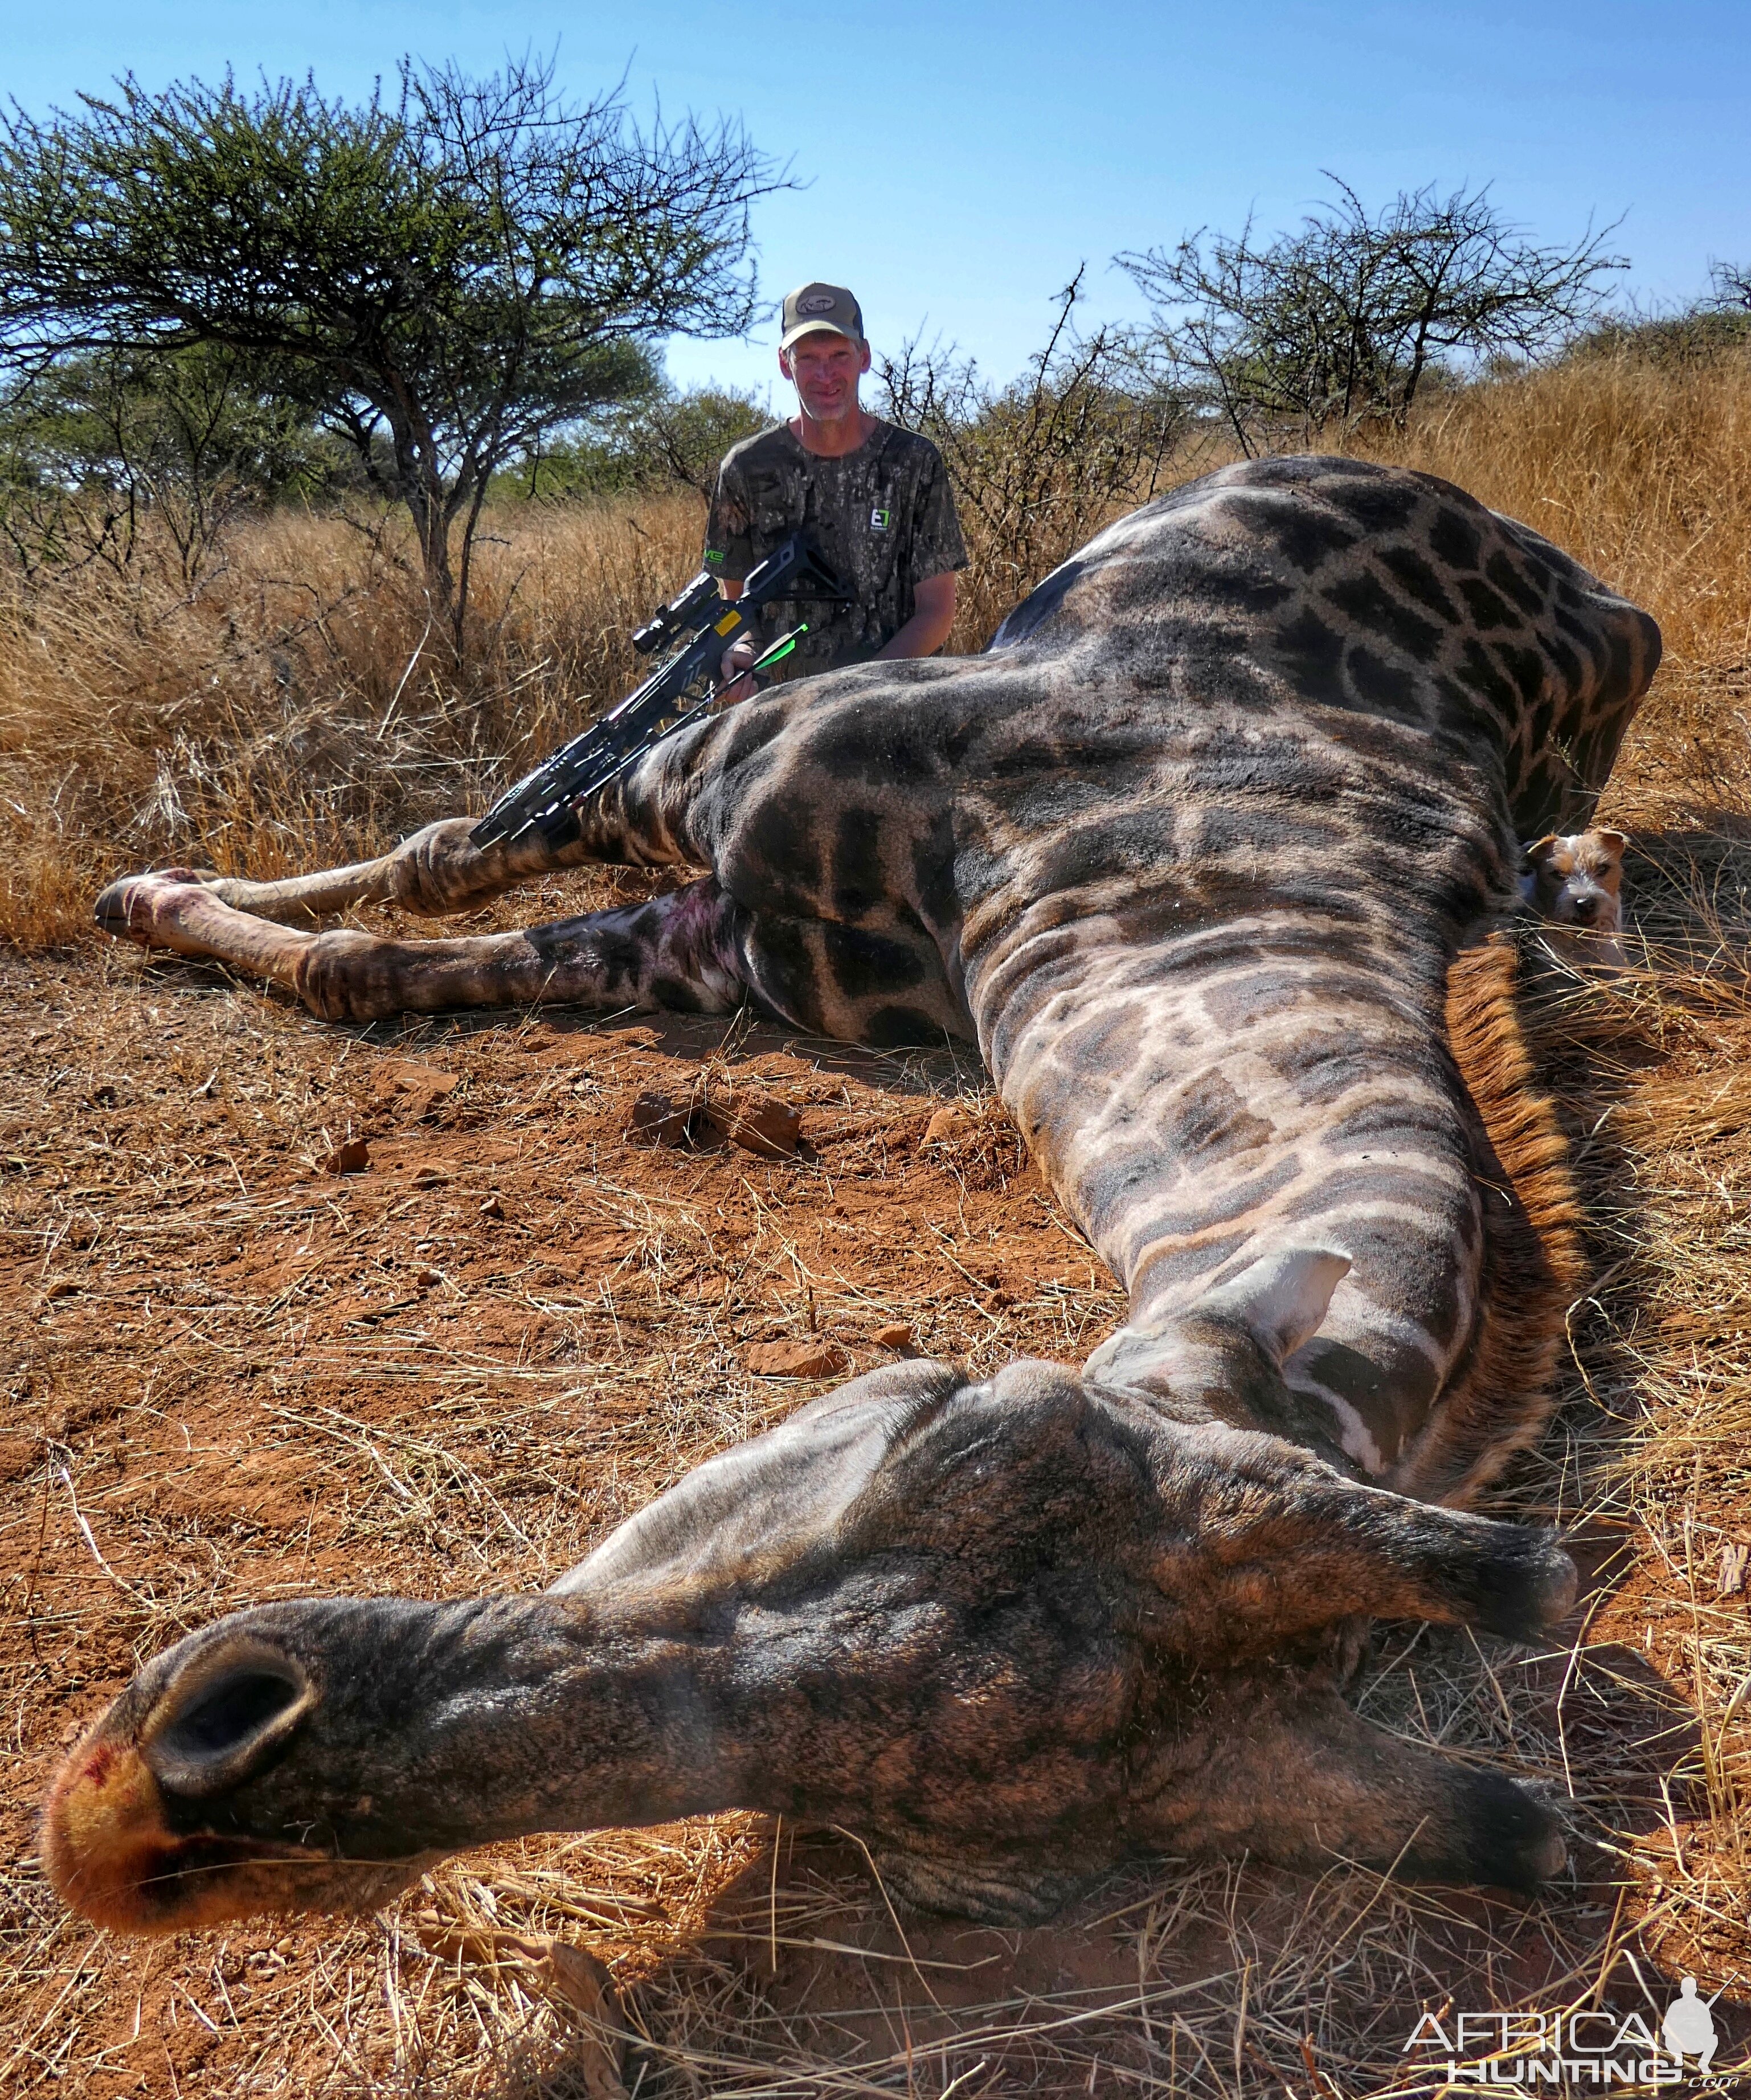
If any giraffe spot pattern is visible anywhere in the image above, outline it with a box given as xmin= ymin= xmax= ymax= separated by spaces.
xmin=671 ymin=458 xmax=1659 ymax=1476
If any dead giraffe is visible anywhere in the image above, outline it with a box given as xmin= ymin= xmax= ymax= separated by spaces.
xmin=49 ymin=456 xmax=1659 ymax=1937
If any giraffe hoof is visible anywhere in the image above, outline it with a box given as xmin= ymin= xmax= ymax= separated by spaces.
xmin=94 ymin=871 xmax=203 ymax=947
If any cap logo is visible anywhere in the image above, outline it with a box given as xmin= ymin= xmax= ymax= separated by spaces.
xmin=797 ymin=293 xmax=838 ymax=315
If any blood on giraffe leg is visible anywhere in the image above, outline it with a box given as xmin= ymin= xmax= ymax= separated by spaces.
xmin=98 ymin=871 xmax=750 ymax=1024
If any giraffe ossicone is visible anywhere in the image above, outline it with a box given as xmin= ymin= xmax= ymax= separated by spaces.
xmin=51 ymin=457 xmax=1658 ymax=1934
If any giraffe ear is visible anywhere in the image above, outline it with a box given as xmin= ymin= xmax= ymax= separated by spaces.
xmin=1197 ymin=1248 xmax=1351 ymax=1367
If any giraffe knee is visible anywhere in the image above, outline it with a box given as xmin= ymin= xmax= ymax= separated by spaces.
xmin=292 ymin=931 xmax=401 ymax=1023
xmin=391 ymin=821 xmax=506 ymax=916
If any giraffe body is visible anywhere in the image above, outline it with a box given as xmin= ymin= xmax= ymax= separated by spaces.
xmin=57 ymin=457 xmax=1659 ymax=1935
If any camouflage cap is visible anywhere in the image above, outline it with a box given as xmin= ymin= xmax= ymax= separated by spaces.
xmin=780 ymin=283 xmax=865 ymax=352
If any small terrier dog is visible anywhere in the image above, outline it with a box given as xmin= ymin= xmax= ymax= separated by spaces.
xmin=1520 ymin=828 xmax=1628 ymax=967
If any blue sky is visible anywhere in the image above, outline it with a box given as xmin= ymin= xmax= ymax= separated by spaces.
xmin=9 ymin=1 xmax=1748 ymax=404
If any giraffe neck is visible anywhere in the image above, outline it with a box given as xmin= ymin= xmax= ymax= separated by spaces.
xmin=972 ymin=874 xmax=1490 ymax=1480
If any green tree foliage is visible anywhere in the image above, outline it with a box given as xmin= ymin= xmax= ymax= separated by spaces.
xmin=1564 ymin=305 xmax=1751 ymax=370
xmin=1560 ymin=261 xmax=1751 ymax=370
xmin=508 ymin=383 xmax=770 ymax=501
xmin=0 ymin=53 xmax=783 ymax=640
xmin=1120 ymin=179 xmax=1625 ymax=452
xmin=0 ymin=342 xmax=328 ymax=583
xmin=625 ymin=385 xmax=773 ymax=499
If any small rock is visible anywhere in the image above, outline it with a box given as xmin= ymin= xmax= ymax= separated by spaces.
xmin=870 ymin=1321 xmax=915 ymax=1352
xmin=703 ymin=1096 xmax=803 ymax=1159
xmin=627 ymin=1091 xmax=693 ymax=1148
xmin=414 ymin=1267 xmax=443 ymax=1289
xmin=478 ymin=1193 xmax=505 ymax=1222
xmin=411 ymin=1165 xmax=450 ymax=1189
xmin=324 ymin=1137 xmax=370 ymax=1175
xmin=374 ymin=1062 xmax=459 ymax=1120
xmin=42 ymin=1278 xmax=79 ymax=1302
xmin=745 ymin=1338 xmax=849 ymax=1379
xmin=923 ymin=1105 xmax=972 ymax=1149
xmin=373 ymin=1059 xmax=458 ymax=1099
xmin=537 ymin=1942 xmax=627 ymax=2095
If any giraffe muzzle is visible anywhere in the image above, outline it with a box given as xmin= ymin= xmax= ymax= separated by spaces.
xmin=40 ymin=1629 xmax=424 ymax=1933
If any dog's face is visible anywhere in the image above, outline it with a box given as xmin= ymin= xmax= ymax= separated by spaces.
xmin=1523 ymin=828 xmax=1627 ymax=933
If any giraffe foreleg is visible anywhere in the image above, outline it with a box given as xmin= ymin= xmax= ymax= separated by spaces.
xmin=99 ymin=817 xmax=599 ymax=931
xmin=98 ymin=871 xmax=748 ymax=1025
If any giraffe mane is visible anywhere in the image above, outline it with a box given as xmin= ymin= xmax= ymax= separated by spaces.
xmin=1386 ymin=932 xmax=1588 ymax=1505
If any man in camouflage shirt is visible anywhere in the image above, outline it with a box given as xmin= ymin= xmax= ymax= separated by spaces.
xmin=706 ymin=283 xmax=968 ymax=693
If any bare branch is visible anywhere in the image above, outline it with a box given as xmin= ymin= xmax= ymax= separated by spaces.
xmin=878 ymin=277 xmax=1188 ymax=631
xmin=1117 ymin=178 xmax=1626 ymax=447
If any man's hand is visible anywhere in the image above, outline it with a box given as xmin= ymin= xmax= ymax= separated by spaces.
xmin=714 ymin=580 xmax=759 ymax=705
xmin=710 ymin=567 xmax=958 ymax=707
xmin=719 ymin=634 xmax=759 ymax=704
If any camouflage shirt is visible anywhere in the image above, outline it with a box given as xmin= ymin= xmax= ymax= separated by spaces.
xmin=703 ymin=420 xmax=968 ymax=683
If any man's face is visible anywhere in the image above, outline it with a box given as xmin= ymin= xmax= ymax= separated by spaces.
xmin=780 ymin=330 xmax=871 ymax=423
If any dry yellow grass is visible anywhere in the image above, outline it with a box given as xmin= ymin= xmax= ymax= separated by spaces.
xmin=0 ymin=492 xmax=711 ymax=944
xmin=2 ymin=355 xmax=1750 ymax=2095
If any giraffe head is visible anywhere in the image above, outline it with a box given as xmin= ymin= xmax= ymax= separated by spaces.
xmin=43 ymin=1337 xmax=1575 ymax=1933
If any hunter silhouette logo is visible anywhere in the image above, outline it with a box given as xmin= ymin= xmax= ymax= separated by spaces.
xmin=1404 ymin=1979 xmax=1737 ymax=2084
xmin=1662 ymin=1978 xmax=1720 ymax=2073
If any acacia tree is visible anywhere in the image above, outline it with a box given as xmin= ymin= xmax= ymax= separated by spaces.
xmin=0 ymin=55 xmax=782 ymax=642
xmin=1119 ymin=179 xmax=1624 ymax=452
